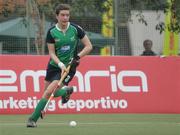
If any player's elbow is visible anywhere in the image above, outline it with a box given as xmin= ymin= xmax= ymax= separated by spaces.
xmin=88 ymin=44 xmax=93 ymax=52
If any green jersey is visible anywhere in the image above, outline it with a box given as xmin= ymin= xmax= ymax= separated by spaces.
xmin=46 ymin=22 xmax=85 ymax=67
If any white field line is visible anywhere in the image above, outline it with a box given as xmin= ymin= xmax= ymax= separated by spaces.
xmin=0 ymin=121 xmax=179 ymax=126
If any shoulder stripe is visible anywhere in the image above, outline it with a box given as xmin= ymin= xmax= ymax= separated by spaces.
xmin=70 ymin=23 xmax=85 ymax=39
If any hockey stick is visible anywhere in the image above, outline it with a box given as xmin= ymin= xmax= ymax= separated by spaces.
xmin=40 ymin=64 xmax=71 ymax=119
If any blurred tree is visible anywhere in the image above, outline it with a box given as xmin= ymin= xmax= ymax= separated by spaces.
xmin=36 ymin=0 xmax=111 ymax=20
xmin=130 ymin=0 xmax=180 ymax=33
xmin=0 ymin=0 xmax=14 ymax=17
xmin=0 ymin=0 xmax=110 ymax=17
xmin=1 ymin=0 xmax=179 ymax=33
xmin=37 ymin=0 xmax=112 ymax=33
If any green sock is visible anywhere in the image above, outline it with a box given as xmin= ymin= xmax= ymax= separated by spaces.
xmin=54 ymin=88 xmax=67 ymax=97
xmin=30 ymin=98 xmax=47 ymax=122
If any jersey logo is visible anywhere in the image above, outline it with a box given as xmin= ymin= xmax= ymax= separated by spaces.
xmin=60 ymin=45 xmax=70 ymax=53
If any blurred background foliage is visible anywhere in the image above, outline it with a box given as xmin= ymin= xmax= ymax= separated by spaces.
xmin=0 ymin=0 xmax=180 ymax=33
xmin=0 ymin=0 xmax=180 ymax=55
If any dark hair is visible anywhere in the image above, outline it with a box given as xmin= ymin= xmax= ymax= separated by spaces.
xmin=55 ymin=4 xmax=70 ymax=15
xmin=143 ymin=39 xmax=152 ymax=46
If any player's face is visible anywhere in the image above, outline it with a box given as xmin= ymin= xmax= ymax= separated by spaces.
xmin=56 ymin=10 xmax=70 ymax=27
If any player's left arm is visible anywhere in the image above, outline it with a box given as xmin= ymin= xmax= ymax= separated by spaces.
xmin=71 ymin=23 xmax=93 ymax=58
xmin=71 ymin=35 xmax=92 ymax=68
xmin=78 ymin=35 xmax=93 ymax=58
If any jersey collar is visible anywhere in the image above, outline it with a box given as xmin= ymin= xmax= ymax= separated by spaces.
xmin=56 ymin=22 xmax=70 ymax=32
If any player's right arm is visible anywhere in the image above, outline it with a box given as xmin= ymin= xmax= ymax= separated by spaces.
xmin=46 ymin=28 xmax=66 ymax=74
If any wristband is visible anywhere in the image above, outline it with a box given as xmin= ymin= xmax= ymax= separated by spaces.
xmin=58 ymin=62 xmax=65 ymax=69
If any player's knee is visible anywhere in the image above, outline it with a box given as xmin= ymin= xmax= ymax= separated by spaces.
xmin=43 ymin=80 xmax=60 ymax=99
xmin=42 ymin=90 xmax=51 ymax=99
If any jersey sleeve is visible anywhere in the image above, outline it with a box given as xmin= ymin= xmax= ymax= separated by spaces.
xmin=46 ymin=29 xmax=55 ymax=43
xmin=71 ymin=23 xmax=85 ymax=39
